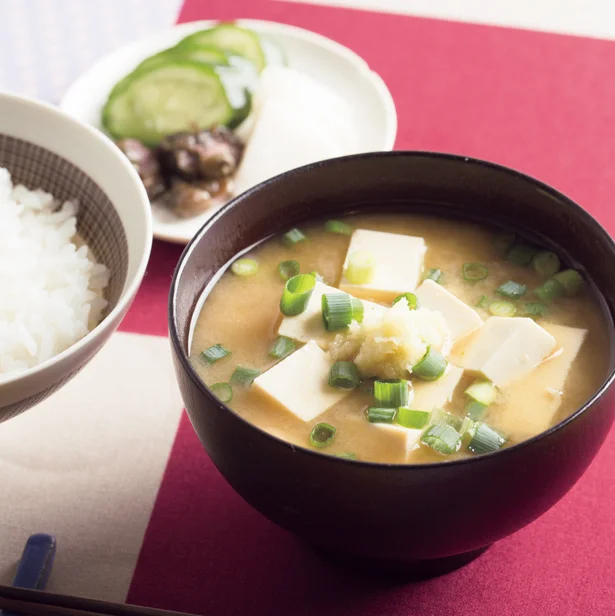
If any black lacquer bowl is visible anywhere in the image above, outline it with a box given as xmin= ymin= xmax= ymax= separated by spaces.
xmin=169 ymin=153 xmax=615 ymax=576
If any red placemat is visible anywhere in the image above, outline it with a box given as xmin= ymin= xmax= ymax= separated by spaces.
xmin=124 ymin=1 xmax=615 ymax=614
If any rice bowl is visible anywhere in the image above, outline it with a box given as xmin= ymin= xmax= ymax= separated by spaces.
xmin=0 ymin=168 xmax=110 ymax=380
xmin=0 ymin=91 xmax=151 ymax=422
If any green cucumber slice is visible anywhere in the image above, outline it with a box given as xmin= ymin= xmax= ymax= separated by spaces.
xmin=102 ymin=60 xmax=248 ymax=146
xmin=137 ymin=45 xmax=229 ymax=74
xmin=107 ymin=45 xmax=231 ymax=101
xmin=178 ymin=24 xmax=267 ymax=71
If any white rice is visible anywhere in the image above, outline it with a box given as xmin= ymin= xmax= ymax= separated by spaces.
xmin=0 ymin=167 xmax=110 ymax=380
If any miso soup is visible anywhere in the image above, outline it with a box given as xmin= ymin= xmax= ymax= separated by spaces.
xmin=190 ymin=214 xmax=610 ymax=464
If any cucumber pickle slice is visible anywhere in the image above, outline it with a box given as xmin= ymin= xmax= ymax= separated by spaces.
xmin=136 ymin=44 xmax=230 ymax=75
xmin=102 ymin=60 xmax=248 ymax=146
xmin=178 ymin=23 xmax=267 ymax=71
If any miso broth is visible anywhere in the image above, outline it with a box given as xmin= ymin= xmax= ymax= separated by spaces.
xmin=190 ymin=214 xmax=610 ymax=464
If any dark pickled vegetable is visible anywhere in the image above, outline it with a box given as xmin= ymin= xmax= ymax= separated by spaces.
xmin=162 ymin=178 xmax=229 ymax=218
xmin=157 ymin=126 xmax=243 ymax=181
xmin=115 ymin=138 xmax=166 ymax=199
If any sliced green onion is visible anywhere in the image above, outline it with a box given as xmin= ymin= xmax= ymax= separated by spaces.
xmin=351 ymin=297 xmax=365 ymax=322
xmin=489 ymin=300 xmax=516 ymax=317
xmin=230 ymin=365 xmax=261 ymax=386
xmin=310 ymin=271 xmax=324 ymax=282
xmin=281 ymin=228 xmax=306 ymax=247
xmin=374 ymin=379 xmax=409 ymax=408
xmin=534 ymin=278 xmax=565 ymax=302
xmin=328 ymin=361 xmax=361 ymax=390
xmin=269 ymin=336 xmax=296 ymax=359
xmin=200 ymin=343 xmax=231 ymax=365
xmin=335 ymin=452 xmax=357 ymax=460
xmin=277 ymin=260 xmax=300 ymax=281
xmin=506 ymin=243 xmax=538 ymax=267
xmin=460 ymin=416 xmax=476 ymax=437
xmin=532 ymin=251 xmax=560 ymax=278
xmin=467 ymin=388 xmax=490 ymax=416
xmin=412 ymin=346 xmax=447 ymax=381
xmin=396 ymin=407 xmax=430 ymax=429
xmin=524 ymin=302 xmax=548 ymax=317
xmin=421 ymin=423 xmax=462 ymax=455
xmin=424 ymin=268 xmax=443 ymax=283
xmin=345 ymin=251 xmax=375 ymax=284
xmin=392 ymin=292 xmax=419 ymax=309
xmin=231 ymin=258 xmax=259 ymax=277
xmin=325 ymin=219 xmax=353 ymax=235
xmin=494 ymin=231 xmax=516 ymax=253
xmin=322 ymin=293 xmax=364 ymax=330
xmin=476 ymin=295 xmax=490 ymax=309
xmin=280 ymin=274 xmax=316 ymax=316
xmin=309 ymin=422 xmax=337 ymax=447
xmin=430 ymin=408 xmax=463 ymax=430
xmin=465 ymin=379 xmax=497 ymax=405
xmin=468 ymin=422 xmax=507 ymax=454
xmin=465 ymin=400 xmax=488 ymax=420
xmin=210 ymin=382 xmax=232 ymax=403
xmin=497 ymin=280 xmax=527 ymax=299
xmin=553 ymin=269 xmax=584 ymax=297
xmin=366 ymin=406 xmax=397 ymax=423
xmin=462 ymin=263 xmax=488 ymax=281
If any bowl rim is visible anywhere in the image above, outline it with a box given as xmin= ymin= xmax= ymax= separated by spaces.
xmin=169 ymin=150 xmax=615 ymax=470
xmin=0 ymin=91 xmax=153 ymax=389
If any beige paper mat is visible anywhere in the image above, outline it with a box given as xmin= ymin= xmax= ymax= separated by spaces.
xmin=0 ymin=332 xmax=184 ymax=602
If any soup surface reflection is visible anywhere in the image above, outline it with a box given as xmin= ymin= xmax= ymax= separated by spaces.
xmin=190 ymin=214 xmax=610 ymax=464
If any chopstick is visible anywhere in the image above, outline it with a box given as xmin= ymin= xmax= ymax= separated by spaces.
xmin=0 ymin=586 xmax=201 ymax=616
xmin=2 ymin=533 xmax=57 ymax=616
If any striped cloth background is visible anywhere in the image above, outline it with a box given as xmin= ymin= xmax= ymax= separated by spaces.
xmin=1 ymin=1 xmax=615 ymax=615
xmin=0 ymin=0 xmax=181 ymax=102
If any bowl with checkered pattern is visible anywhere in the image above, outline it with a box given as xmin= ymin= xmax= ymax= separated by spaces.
xmin=0 ymin=92 xmax=152 ymax=422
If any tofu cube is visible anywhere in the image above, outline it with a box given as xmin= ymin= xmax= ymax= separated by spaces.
xmin=253 ymin=341 xmax=350 ymax=422
xmin=411 ymin=365 xmax=464 ymax=411
xmin=415 ymin=280 xmax=483 ymax=342
xmin=373 ymin=423 xmax=423 ymax=460
xmin=493 ymin=324 xmax=587 ymax=441
xmin=455 ymin=316 xmax=557 ymax=387
xmin=278 ymin=281 xmax=385 ymax=347
xmin=339 ymin=229 xmax=426 ymax=302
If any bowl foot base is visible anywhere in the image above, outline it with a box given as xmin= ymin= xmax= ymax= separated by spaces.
xmin=310 ymin=544 xmax=490 ymax=580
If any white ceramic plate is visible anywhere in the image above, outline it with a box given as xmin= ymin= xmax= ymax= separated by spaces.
xmin=60 ymin=20 xmax=398 ymax=245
